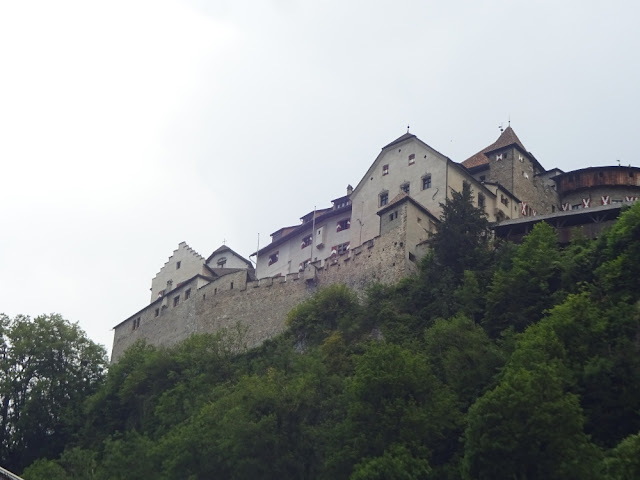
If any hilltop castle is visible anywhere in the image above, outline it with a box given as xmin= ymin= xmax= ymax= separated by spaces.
xmin=111 ymin=127 xmax=640 ymax=361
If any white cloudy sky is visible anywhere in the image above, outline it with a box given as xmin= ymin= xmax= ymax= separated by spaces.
xmin=1 ymin=0 xmax=638 ymax=356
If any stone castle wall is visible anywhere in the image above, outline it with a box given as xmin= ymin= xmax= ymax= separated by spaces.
xmin=111 ymin=224 xmax=413 ymax=361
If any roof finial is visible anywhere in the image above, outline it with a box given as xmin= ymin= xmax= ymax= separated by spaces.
xmin=499 ymin=123 xmax=504 ymax=132
xmin=223 ymin=238 xmax=226 ymax=245
xmin=407 ymin=125 xmax=410 ymax=133
xmin=508 ymin=114 xmax=511 ymax=127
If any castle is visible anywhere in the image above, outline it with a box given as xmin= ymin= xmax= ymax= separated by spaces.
xmin=111 ymin=127 xmax=640 ymax=361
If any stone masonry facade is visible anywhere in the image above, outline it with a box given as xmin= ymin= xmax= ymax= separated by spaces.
xmin=112 ymin=127 xmax=640 ymax=361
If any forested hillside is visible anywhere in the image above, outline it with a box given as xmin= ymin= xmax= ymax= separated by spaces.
xmin=8 ymin=188 xmax=640 ymax=479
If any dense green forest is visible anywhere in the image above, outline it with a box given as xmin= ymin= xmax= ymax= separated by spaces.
xmin=4 ymin=187 xmax=640 ymax=479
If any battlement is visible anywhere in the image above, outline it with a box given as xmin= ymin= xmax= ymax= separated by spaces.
xmin=111 ymin=229 xmax=416 ymax=361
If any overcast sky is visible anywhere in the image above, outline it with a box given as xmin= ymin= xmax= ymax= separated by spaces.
xmin=1 ymin=0 xmax=638 ymax=356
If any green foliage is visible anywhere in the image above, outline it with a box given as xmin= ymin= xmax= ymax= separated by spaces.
xmin=350 ymin=444 xmax=431 ymax=480
xmin=22 ymin=459 xmax=69 ymax=480
xmin=463 ymin=364 xmax=601 ymax=480
xmin=484 ymin=221 xmax=562 ymax=336
xmin=287 ymin=284 xmax=362 ymax=345
xmin=604 ymin=432 xmax=640 ymax=479
xmin=328 ymin=342 xmax=462 ymax=478
xmin=410 ymin=182 xmax=494 ymax=322
xmin=0 ymin=314 xmax=107 ymax=472
xmin=428 ymin=181 xmax=491 ymax=280
xmin=16 ymin=200 xmax=640 ymax=479
xmin=424 ymin=315 xmax=505 ymax=407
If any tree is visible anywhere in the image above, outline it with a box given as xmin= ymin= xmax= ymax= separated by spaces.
xmin=0 ymin=314 xmax=107 ymax=472
xmin=424 ymin=315 xmax=504 ymax=408
xmin=604 ymin=432 xmax=640 ymax=479
xmin=462 ymin=364 xmax=601 ymax=480
xmin=412 ymin=182 xmax=493 ymax=320
xmin=483 ymin=221 xmax=561 ymax=336
xmin=328 ymin=342 xmax=462 ymax=478
xmin=428 ymin=181 xmax=491 ymax=281
xmin=286 ymin=284 xmax=362 ymax=346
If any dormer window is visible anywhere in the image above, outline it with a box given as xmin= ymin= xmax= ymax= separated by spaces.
xmin=382 ymin=164 xmax=389 ymax=176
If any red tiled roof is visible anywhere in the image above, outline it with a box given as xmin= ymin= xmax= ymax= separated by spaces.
xmin=462 ymin=126 xmax=527 ymax=169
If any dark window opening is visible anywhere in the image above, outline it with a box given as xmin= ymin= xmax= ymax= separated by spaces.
xmin=380 ymin=192 xmax=389 ymax=206
xmin=176 ymin=261 xmax=181 ymax=270
xmin=154 ymin=308 xmax=159 ymax=317
xmin=336 ymin=218 xmax=351 ymax=232
xmin=301 ymin=234 xmax=312 ymax=249
xmin=332 ymin=242 xmax=350 ymax=255
xmin=422 ymin=175 xmax=432 ymax=190
xmin=185 ymin=288 xmax=191 ymax=300
xmin=173 ymin=296 xmax=180 ymax=307
xmin=230 ymin=282 xmax=234 ymax=290
xmin=382 ymin=164 xmax=389 ymax=176
xmin=408 ymin=153 xmax=415 ymax=165
xmin=268 ymin=251 xmax=279 ymax=265
xmin=478 ymin=193 xmax=485 ymax=209
xmin=400 ymin=183 xmax=410 ymax=195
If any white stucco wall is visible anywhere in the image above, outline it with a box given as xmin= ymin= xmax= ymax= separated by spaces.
xmin=206 ymin=248 xmax=252 ymax=270
xmin=349 ymin=137 xmax=450 ymax=248
xmin=150 ymin=242 xmax=205 ymax=302
xmin=255 ymin=208 xmax=353 ymax=278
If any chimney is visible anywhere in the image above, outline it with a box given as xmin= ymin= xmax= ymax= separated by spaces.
xmin=347 ymin=184 xmax=353 ymax=195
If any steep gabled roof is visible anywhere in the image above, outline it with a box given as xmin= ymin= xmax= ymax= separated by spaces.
xmin=377 ymin=192 xmax=440 ymax=222
xmin=351 ymin=132 xmax=453 ymax=198
xmin=462 ymin=126 xmax=528 ymax=169
xmin=205 ymin=245 xmax=253 ymax=268
xmin=382 ymin=132 xmax=416 ymax=150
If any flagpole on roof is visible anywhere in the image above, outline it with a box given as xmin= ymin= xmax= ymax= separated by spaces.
xmin=311 ymin=205 xmax=316 ymax=264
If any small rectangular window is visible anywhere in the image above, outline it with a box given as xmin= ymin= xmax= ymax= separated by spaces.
xmin=173 ymin=296 xmax=180 ymax=307
xmin=332 ymin=242 xmax=350 ymax=255
xmin=400 ymin=183 xmax=410 ymax=195
xmin=301 ymin=234 xmax=312 ymax=249
xmin=382 ymin=164 xmax=389 ymax=176
xmin=408 ymin=154 xmax=415 ymax=165
xmin=389 ymin=211 xmax=398 ymax=221
xmin=132 ymin=317 xmax=141 ymax=330
xmin=268 ymin=252 xmax=279 ymax=266
xmin=230 ymin=282 xmax=234 ymax=290
xmin=185 ymin=288 xmax=191 ymax=300
xmin=336 ymin=218 xmax=351 ymax=232
xmin=380 ymin=192 xmax=389 ymax=206
xmin=176 ymin=261 xmax=181 ymax=270
xmin=154 ymin=308 xmax=159 ymax=317
xmin=422 ymin=175 xmax=432 ymax=190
